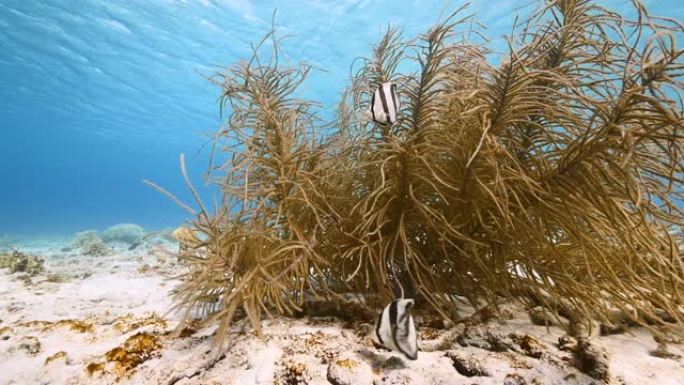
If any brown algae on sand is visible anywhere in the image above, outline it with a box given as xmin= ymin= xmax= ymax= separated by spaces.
xmin=103 ymin=332 xmax=162 ymax=375
xmin=44 ymin=351 xmax=68 ymax=366
xmin=0 ymin=325 xmax=13 ymax=337
xmin=18 ymin=319 xmax=94 ymax=333
xmin=85 ymin=362 xmax=104 ymax=376
xmin=334 ymin=358 xmax=358 ymax=369
xmin=112 ymin=313 xmax=167 ymax=334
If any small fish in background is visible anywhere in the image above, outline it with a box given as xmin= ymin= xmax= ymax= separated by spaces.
xmin=374 ymin=298 xmax=418 ymax=360
xmin=361 ymin=82 xmax=401 ymax=125
xmin=172 ymin=226 xmax=201 ymax=256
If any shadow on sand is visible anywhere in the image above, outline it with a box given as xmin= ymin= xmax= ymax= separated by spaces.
xmin=356 ymin=348 xmax=408 ymax=371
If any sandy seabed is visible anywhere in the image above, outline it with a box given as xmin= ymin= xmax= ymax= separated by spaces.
xmin=0 ymin=241 xmax=683 ymax=385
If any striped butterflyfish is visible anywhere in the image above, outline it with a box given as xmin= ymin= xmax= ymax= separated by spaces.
xmin=368 ymin=82 xmax=401 ymax=125
xmin=374 ymin=298 xmax=418 ymax=360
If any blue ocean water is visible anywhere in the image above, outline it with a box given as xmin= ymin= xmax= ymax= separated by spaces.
xmin=1 ymin=0 xmax=682 ymax=237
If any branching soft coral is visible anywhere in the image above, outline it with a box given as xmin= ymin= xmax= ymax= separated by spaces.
xmin=160 ymin=0 xmax=684 ymax=343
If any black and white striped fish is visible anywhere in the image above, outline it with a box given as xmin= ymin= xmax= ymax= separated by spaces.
xmin=365 ymin=82 xmax=401 ymax=125
xmin=374 ymin=298 xmax=418 ymax=360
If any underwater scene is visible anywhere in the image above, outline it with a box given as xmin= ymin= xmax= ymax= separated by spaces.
xmin=2 ymin=0 xmax=684 ymax=384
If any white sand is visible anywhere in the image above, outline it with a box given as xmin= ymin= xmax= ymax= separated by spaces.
xmin=0 ymin=243 xmax=682 ymax=385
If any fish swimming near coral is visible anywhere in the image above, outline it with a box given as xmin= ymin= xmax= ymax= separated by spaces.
xmin=364 ymin=82 xmax=401 ymax=125
xmin=374 ymin=298 xmax=418 ymax=360
xmin=172 ymin=226 xmax=201 ymax=256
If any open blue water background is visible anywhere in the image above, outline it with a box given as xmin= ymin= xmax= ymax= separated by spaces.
xmin=1 ymin=0 xmax=682 ymax=237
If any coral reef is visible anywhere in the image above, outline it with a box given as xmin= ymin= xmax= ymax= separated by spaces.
xmin=81 ymin=242 xmax=111 ymax=257
xmin=70 ymin=230 xmax=100 ymax=249
xmin=0 ymin=250 xmax=45 ymax=276
xmin=69 ymin=230 xmax=111 ymax=256
xmin=101 ymin=223 xmax=145 ymax=245
xmin=127 ymin=229 xmax=177 ymax=251
xmin=0 ymin=252 xmax=11 ymax=268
